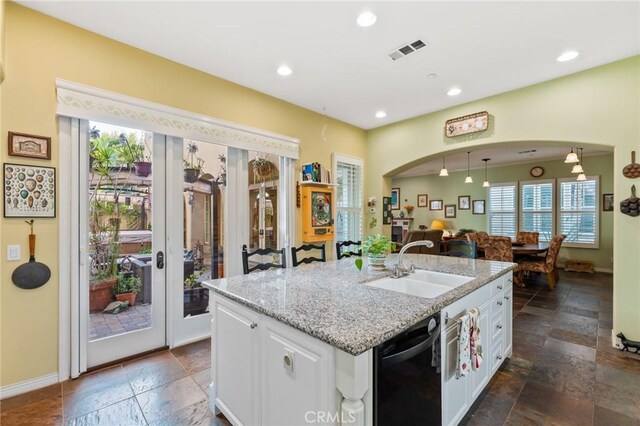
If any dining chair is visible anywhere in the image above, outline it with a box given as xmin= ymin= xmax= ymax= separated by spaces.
xmin=518 ymin=234 xmax=566 ymax=289
xmin=336 ymin=240 xmax=362 ymax=260
xmin=291 ymin=243 xmax=326 ymax=267
xmin=440 ymin=240 xmax=477 ymax=259
xmin=242 ymin=244 xmax=286 ymax=274
xmin=465 ymin=232 xmax=479 ymax=244
xmin=484 ymin=236 xmax=524 ymax=286
xmin=516 ymin=231 xmax=539 ymax=244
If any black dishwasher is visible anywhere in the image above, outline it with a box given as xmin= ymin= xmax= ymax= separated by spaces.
xmin=373 ymin=313 xmax=441 ymax=426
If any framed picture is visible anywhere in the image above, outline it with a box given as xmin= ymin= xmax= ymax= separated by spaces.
xmin=391 ymin=188 xmax=400 ymax=210
xmin=430 ymin=199 xmax=443 ymax=210
xmin=382 ymin=196 xmax=392 ymax=225
xmin=8 ymin=132 xmax=51 ymax=160
xmin=603 ymin=193 xmax=614 ymax=211
xmin=417 ymin=194 xmax=428 ymax=207
xmin=458 ymin=195 xmax=470 ymax=210
xmin=473 ymin=200 xmax=485 ymax=215
xmin=4 ymin=163 xmax=56 ymax=218
xmin=445 ymin=204 xmax=456 ymax=218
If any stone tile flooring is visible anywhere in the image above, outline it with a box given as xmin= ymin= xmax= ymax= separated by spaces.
xmin=1 ymin=270 xmax=639 ymax=425
xmin=90 ymin=304 xmax=152 ymax=340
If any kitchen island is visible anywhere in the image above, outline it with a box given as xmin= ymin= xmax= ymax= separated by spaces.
xmin=203 ymin=254 xmax=515 ymax=426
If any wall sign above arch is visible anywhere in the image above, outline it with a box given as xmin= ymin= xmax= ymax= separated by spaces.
xmin=445 ymin=111 xmax=489 ymax=138
xmin=55 ymin=79 xmax=299 ymax=159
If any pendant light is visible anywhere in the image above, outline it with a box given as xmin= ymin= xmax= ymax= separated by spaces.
xmin=439 ymin=157 xmax=449 ymax=177
xmin=571 ymin=147 xmax=584 ymax=173
xmin=465 ymin=152 xmax=473 ymax=183
xmin=576 ymin=148 xmax=587 ymax=181
xmin=564 ymin=147 xmax=579 ymax=163
xmin=482 ymin=158 xmax=491 ymax=188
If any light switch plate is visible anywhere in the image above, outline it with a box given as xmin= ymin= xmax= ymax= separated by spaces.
xmin=7 ymin=245 xmax=21 ymax=261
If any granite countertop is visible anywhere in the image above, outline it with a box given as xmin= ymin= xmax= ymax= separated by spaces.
xmin=203 ymin=254 xmax=515 ymax=356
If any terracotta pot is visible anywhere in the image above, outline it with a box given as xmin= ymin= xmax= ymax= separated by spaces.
xmin=115 ymin=292 xmax=137 ymax=306
xmin=133 ymin=161 xmax=152 ymax=177
xmin=89 ymin=277 xmax=117 ymax=312
xmin=184 ymin=168 xmax=199 ymax=183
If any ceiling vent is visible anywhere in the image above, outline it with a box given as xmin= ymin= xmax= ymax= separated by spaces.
xmin=518 ymin=149 xmax=537 ymax=155
xmin=388 ymin=39 xmax=428 ymax=61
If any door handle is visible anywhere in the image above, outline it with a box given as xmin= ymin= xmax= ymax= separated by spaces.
xmin=157 ymin=251 xmax=165 ymax=269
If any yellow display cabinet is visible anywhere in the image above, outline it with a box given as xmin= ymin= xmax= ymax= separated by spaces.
xmin=301 ymin=185 xmax=334 ymax=242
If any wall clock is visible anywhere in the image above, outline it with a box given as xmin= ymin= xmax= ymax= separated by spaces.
xmin=445 ymin=111 xmax=489 ymax=138
xmin=530 ymin=166 xmax=544 ymax=178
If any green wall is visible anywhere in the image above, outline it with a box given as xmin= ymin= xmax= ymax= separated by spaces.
xmin=392 ymin=154 xmax=614 ymax=270
xmin=366 ymin=57 xmax=640 ymax=340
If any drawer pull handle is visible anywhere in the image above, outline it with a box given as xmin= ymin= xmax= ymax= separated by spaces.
xmin=497 ymin=285 xmax=503 ymax=290
xmin=508 ymin=278 xmax=513 ymax=283
xmin=497 ymin=301 xmax=503 ymax=306
xmin=505 ymin=296 xmax=510 ymax=300
xmin=496 ymin=355 xmax=503 ymax=360
xmin=250 ymin=323 xmax=257 ymax=329
xmin=496 ymin=324 xmax=503 ymax=329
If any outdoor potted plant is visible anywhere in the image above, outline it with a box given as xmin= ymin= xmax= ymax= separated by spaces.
xmin=252 ymin=155 xmax=274 ymax=183
xmin=112 ymin=272 xmax=142 ymax=306
xmin=120 ymin=132 xmax=152 ymax=177
xmin=184 ymin=142 xmax=204 ymax=183
xmin=184 ymin=268 xmax=209 ymax=317
xmin=362 ymin=234 xmax=396 ymax=269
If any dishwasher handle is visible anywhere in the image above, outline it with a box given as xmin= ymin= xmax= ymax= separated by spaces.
xmin=381 ymin=323 xmax=441 ymax=367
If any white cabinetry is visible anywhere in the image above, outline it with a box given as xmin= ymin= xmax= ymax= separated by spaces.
xmin=211 ymin=294 xmax=335 ymax=426
xmin=441 ymin=272 xmax=513 ymax=426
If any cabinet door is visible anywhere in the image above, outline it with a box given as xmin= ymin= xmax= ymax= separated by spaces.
xmin=262 ymin=327 xmax=327 ymax=426
xmin=216 ymin=303 xmax=260 ymax=426
xmin=442 ymin=324 xmax=469 ymax=426
xmin=470 ymin=301 xmax=490 ymax=400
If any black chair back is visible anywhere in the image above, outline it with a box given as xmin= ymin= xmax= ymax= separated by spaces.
xmin=336 ymin=240 xmax=362 ymax=260
xmin=441 ymin=240 xmax=477 ymax=259
xmin=291 ymin=243 xmax=326 ymax=267
xmin=242 ymin=244 xmax=286 ymax=274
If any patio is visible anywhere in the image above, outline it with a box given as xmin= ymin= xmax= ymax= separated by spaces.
xmin=89 ymin=304 xmax=152 ymax=340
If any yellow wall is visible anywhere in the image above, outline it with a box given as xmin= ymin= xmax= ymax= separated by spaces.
xmin=367 ymin=57 xmax=640 ymax=340
xmin=0 ymin=4 xmax=366 ymax=387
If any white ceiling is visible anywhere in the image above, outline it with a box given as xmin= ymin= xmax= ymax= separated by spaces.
xmin=19 ymin=1 xmax=640 ymax=130
xmin=394 ymin=142 xmax=611 ymax=178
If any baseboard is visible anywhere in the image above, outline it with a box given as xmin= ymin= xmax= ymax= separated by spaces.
xmin=0 ymin=373 xmax=59 ymax=400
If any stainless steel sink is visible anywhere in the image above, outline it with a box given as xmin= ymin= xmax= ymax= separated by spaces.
xmin=364 ymin=271 xmax=473 ymax=299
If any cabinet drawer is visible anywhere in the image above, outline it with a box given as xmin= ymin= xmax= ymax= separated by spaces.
xmin=490 ymin=275 xmax=506 ymax=297
xmin=491 ymin=292 xmax=506 ymax=315
xmin=491 ymin=339 xmax=504 ymax=374
xmin=490 ymin=309 xmax=504 ymax=342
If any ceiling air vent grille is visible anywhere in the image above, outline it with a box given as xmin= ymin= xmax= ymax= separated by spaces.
xmin=388 ymin=39 xmax=428 ymax=61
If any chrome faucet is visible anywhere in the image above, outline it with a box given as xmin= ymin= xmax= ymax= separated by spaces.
xmin=392 ymin=240 xmax=435 ymax=278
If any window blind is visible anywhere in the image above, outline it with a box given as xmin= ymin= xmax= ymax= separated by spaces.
xmin=520 ymin=181 xmax=554 ymax=241
xmin=488 ymin=184 xmax=517 ymax=238
xmin=335 ymin=159 xmax=363 ymax=242
xmin=558 ymin=178 xmax=598 ymax=247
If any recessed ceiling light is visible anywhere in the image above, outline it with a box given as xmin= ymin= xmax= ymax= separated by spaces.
xmin=447 ymin=87 xmax=462 ymax=96
xmin=427 ymin=73 xmax=437 ymax=79
xmin=357 ymin=11 xmax=377 ymax=27
xmin=277 ymin=65 xmax=292 ymax=76
xmin=557 ymin=51 xmax=579 ymax=62
xmin=375 ymin=110 xmax=387 ymax=118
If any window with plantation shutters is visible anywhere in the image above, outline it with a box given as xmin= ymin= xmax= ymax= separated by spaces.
xmin=333 ymin=153 xmax=363 ymax=243
xmin=558 ymin=176 xmax=599 ymax=248
xmin=520 ymin=180 xmax=554 ymax=242
xmin=488 ymin=183 xmax=517 ymax=239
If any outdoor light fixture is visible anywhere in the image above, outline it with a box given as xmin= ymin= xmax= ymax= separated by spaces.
xmin=439 ymin=157 xmax=449 ymax=177
xmin=482 ymin=158 xmax=491 ymax=188
xmin=564 ymin=147 xmax=579 ymax=163
xmin=465 ymin=152 xmax=473 ymax=183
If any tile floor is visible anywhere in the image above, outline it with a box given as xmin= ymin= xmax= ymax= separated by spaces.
xmin=1 ymin=271 xmax=639 ymax=425
xmin=90 ymin=304 xmax=152 ymax=340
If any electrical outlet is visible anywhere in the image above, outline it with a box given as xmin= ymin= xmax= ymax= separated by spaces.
xmin=7 ymin=245 xmax=21 ymax=261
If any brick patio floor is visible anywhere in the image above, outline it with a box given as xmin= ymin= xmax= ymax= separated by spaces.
xmin=89 ymin=304 xmax=152 ymax=340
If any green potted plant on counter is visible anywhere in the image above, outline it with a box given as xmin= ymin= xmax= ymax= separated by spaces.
xmin=362 ymin=234 xmax=395 ymax=270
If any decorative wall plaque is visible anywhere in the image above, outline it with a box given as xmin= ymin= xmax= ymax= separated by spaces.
xmin=445 ymin=111 xmax=489 ymax=138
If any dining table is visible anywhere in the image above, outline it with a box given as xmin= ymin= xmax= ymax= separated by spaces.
xmin=475 ymin=241 xmax=549 ymax=259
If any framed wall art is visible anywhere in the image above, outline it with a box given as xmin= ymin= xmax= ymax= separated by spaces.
xmin=391 ymin=188 xmax=400 ymax=210
xmin=445 ymin=204 xmax=457 ymax=218
xmin=430 ymin=199 xmax=443 ymax=210
xmin=8 ymin=132 xmax=51 ymax=160
xmin=472 ymin=199 xmax=485 ymax=215
xmin=3 ymin=163 xmax=56 ymax=218
xmin=382 ymin=196 xmax=392 ymax=225
xmin=458 ymin=195 xmax=470 ymax=210
xmin=603 ymin=194 xmax=614 ymax=211
xmin=417 ymin=194 xmax=428 ymax=207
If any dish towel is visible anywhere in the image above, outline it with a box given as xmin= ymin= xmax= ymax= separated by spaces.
xmin=468 ymin=308 xmax=484 ymax=371
xmin=456 ymin=313 xmax=471 ymax=379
